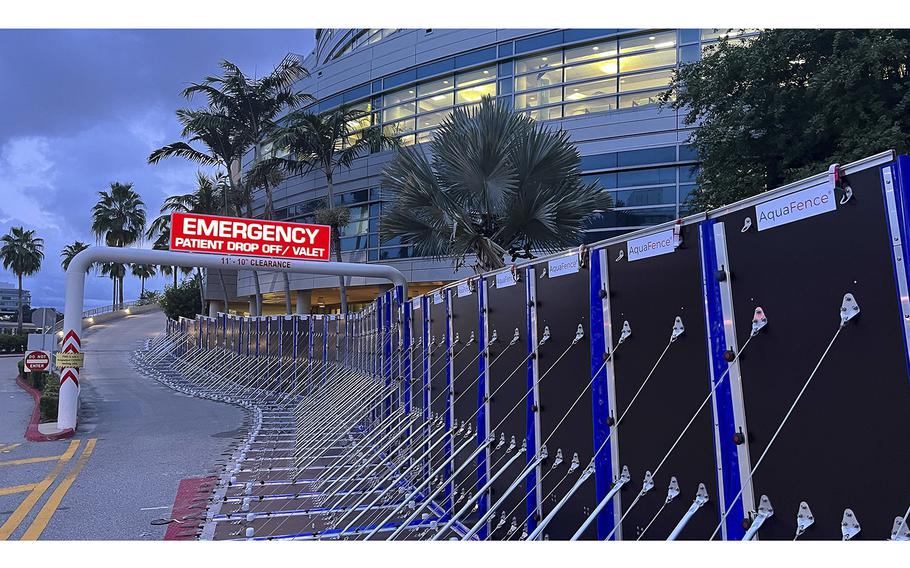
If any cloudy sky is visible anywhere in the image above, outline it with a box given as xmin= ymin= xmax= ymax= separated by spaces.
xmin=0 ymin=29 xmax=315 ymax=310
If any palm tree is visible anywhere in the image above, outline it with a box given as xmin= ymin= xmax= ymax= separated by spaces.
xmin=255 ymin=105 xmax=398 ymax=313
xmin=381 ymin=97 xmax=612 ymax=272
xmin=60 ymin=241 xmax=90 ymax=272
xmin=91 ymin=182 xmax=146 ymax=308
xmin=130 ymin=263 xmax=157 ymax=296
xmin=149 ymin=57 xmax=310 ymax=315
xmin=0 ymin=227 xmax=44 ymax=334
xmin=148 ymin=171 xmax=230 ymax=312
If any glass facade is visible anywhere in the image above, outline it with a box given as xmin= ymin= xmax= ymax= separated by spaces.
xmin=260 ymin=28 xmax=762 ymax=261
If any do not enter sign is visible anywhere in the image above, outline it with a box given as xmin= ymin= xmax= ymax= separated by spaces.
xmin=24 ymin=350 xmax=51 ymax=372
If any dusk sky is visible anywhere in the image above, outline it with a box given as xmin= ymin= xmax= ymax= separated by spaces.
xmin=0 ymin=29 xmax=316 ymax=310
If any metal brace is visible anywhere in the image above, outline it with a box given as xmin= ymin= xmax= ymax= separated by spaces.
xmin=539 ymin=326 xmax=551 ymax=347
xmin=509 ymin=328 xmax=520 ymax=346
xmin=840 ymin=293 xmax=860 ymax=327
xmin=751 ymin=307 xmax=768 ymax=336
xmin=466 ymin=331 xmax=475 ymax=346
xmin=741 ymin=217 xmax=753 ymax=232
xmin=671 ymin=316 xmax=685 ymax=342
xmin=667 ymin=483 xmax=709 ymax=541
xmin=567 ymin=452 xmax=580 ymax=474
xmin=795 ymin=501 xmax=814 ymax=539
xmin=829 ymin=163 xmax=854 ymax=204
xmin=742 ymin=495 xmax=774 ymax=541
xmin=615 ymin=249 xmax=625 ymax=262
xmin=890 ymin=516 xmax=910 ymax=541
xmin=841 ymin=508 xmax=860 ymax=540
xmin=489 ymin=329 xmax=498 ymax=344
xmin=640 ymin=471 xmax=655 ymax=497
xmin=665 ymin=476 xmax=680 ymax=504
xmin=619 ymin=320 xmax=632 ymax=344
xmin=550 ymin=448 xmax=564 ymax=470
xmin=572 ymin=324 xmax=585 ymax=345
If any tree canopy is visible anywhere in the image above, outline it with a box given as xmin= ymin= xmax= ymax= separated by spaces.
xmin=665 ymin=29 xmax=910 ymax=211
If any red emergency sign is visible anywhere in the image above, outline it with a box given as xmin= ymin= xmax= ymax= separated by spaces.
xmin=169 ymin=212 xmax=331 ymax=261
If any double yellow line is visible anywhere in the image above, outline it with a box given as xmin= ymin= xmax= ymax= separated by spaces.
xmin=0 ymin=438 xmax=98 ymax=540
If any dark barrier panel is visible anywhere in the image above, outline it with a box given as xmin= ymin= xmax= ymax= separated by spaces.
xmin=450 ymin=281 xmax=482 ymax=526
xmin=714 ymin=155 xmax=910 ymax=540
xmin=428 ymin=290 xmax=452 ymax=508
xmin=531 ymin=252 xmax=596 ymax=540
xmin=484 ymin=269 xmax=531 ymax=539
xmin=599 ymin=222 xmax=721 ymax=540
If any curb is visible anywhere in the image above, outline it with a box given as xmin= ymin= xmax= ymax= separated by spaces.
xmin=14 ymin=374 xmax=76 ymax=442
xmin=163 ymin=476 xmax=217 ymax=540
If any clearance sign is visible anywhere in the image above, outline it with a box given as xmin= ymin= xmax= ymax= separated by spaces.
xmin=169 ymin=212 xmax=331 ymax=261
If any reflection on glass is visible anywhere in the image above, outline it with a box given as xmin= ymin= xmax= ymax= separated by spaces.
xmin=382 ymin=118 xmax=416 ymax=136
xmin=515 ymin=50 xmax=563 ymax=74
xmin=618 ymin=89 xmax=664 ymax=109
xmin=564 ymin=78 xmax=617 ymax=102
xmin=457 ymin=66 xmax=496 ymax=87
xmin=514 ymin=69 xmax=562 ymax=92
xmin=564 ymin=59 xmax=618 ymax=82
xmin=383 ymin=87 xmax=416 ymax=107
xmin=417 ymin=92 xmax=454 ymax=113
xmin=618 ymin=49 xmax=676 ymax=73
xmin=565 ymin=39 xmax=619 ymax=64
xmin=417 ymin=109 xmax=450 ymax=130
xmin=524 ymin=106 xmax=563 ymax=121
xmin=619 ymin=31 xmax=676 ymax=54
xmin=618 ymin=69 xmax=673 ymax=92
xmin=565 ymin=97 xmax=617 ymax=116
xmin=515 ymin=88 xmax=562 ymax=109
xmin=382 ymin=102 xmax=416 ymax=122
xmin=456 ymin=82 xmax=496 ymax=104
xmin=417 ymin=77 xmax=453 ymax=97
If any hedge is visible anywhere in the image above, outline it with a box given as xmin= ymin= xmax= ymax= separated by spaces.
xmin=15 ymin=359 xmax=59 ymax=421
xmin=0 ymin=334 xmax=27 ymax=353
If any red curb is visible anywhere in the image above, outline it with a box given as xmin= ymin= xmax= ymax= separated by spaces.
xmin=14 ymin=374 xmax=76 ymax=442
xmin=164 ymin=476 xmax=217 ymax=540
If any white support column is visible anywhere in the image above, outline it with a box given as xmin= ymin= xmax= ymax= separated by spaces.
xmin=296 ymin=290 xmax=311 ymax=314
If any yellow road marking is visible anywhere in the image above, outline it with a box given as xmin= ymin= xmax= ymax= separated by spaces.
xmin=0 ymin=454 xmax=63 ymax=467
xmin=0 ymin=483 xmax=37 ymax=496
xmin=21 ymin=438 xmax=98 ymax=540
xmin=0 ymin=439 xmax=80 ymax=541
xmin=0 ymin=443 xmax=21 ymax=453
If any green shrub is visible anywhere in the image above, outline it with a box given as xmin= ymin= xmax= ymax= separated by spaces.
xmin=39 ymin=372 xmax=60 ymax=421
xmin=159 ymin=277 xmax=202 ymax=320
xmin=0 ymin=334 xmax=27 ymax=353
xmin=17 ymin=358 xmax=24 ymax=375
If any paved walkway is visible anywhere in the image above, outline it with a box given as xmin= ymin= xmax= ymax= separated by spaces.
xmin=0 ymin=310 xmax=244 ymax=540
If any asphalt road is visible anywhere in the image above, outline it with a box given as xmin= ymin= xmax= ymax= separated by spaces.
xmin=0 ymin=309 xmax=244 ymax=540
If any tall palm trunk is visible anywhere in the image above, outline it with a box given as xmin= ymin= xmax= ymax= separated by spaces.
xmin=172 ymin=268 xmax=177 ymax=288
xmin=229 ymin=161 xmax=262 ymax=316
xmin=197 ymin=268 xmax=207 ymax=315
xmin=217 ymin=269 xmax=230 ymax=314
xmin=326 ymin=171 xmax=348 ymax=314
xmin=119 ymin=275 xmax=125 ymax=307
xmin=112 ymin=276 xmax=117 ymax=309
xmin=16 ymin=273 xmax=23 ymax=335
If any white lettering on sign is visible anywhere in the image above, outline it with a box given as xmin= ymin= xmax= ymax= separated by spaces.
xmin=548 ymin=256 xmax=579 ymax=278
xmin=496 ymin=271 xmax=517 ymax=289
xmin=627 ymin=229 xmax=678 ymax=262
xmin=433 ymin=292 xmax=444 ymax=305
xmin=755 ymin=184 xmax=837 ymax=231
xmin=457 ymin=282 xmax=472 ymax=297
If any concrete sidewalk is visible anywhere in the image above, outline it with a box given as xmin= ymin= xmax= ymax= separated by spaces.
xmin=0 ymin=310 xmax=245 ymax=540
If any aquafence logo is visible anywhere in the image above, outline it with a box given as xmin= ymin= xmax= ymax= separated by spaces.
xmin=755 ymin=185 xmax=836 ymax=231
xmin=627 ymin=228 xmax=677 ymax=262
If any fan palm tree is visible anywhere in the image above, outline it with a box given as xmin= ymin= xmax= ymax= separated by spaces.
xmin=0 ymin=227 xmax=44 ymax=334
xmin=130 ymin=263 xmax=157 ymax=296
xmin=148 ymin=171 xmax=230 ymax=312
xmin=149 ymin=57 xmax=310 ymax=315
xmin=60 ymin=241 xmax=90 ymax=272
xmin=381 ymin=97 xmax=612 ymax=272
xmin=91 ymin=182 xmax=146 ymax=308
xmin=254 ymin=105 xmax=398 ymax=313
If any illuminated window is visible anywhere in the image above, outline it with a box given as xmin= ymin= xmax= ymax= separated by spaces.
xmin=619 ymin=49 xmax=676 ymax=73
xmin=383 ymin=87 xmax=416 ymax=107
xmin=524 ymin=106 xmax=563 ymax=121
xmin=417 ymin=77 xmax=453 ymax=97
xmin=457 ymin=66 xmax=496 ymax=87
xmin=382 ymin=118 xmax=416 ymax=136
xmin=416 ymin=130 xmax=435 ymax=144
xmin=565 ymin=97 xmax=617 ymax=116
xmin=456 ymin=82 xmax=496 ymax=105
xmin=398 ymin=134 xmax=417 ymax=146
xmin=515 ymin=88 xmax=562 ymax=109
xmin=382 ymin=102 xmax=416 ymax=122
xmin=417 ymin=109 xmax=451 ymax=130
xmin=564 ymin=59 xmax=618 ymax=82
xmin=514 ymin=69 xmax=562 ymax=92
xmin=417 ymin=92 xmax=454 ymax=113
xmin=565 ymin=39 xmax=618 ymax=64
xmin=564 ymin=78 xmax=617 ymax=102
xmin=515 ymin=50 xmax=563 ymax=74
xmin=618 ymin=69 xmax=673 ymax=92
xmin=619 ymin=31 xmax=676 ymax=54
xmin=618 ymin=89 xmax=664 ymax=109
